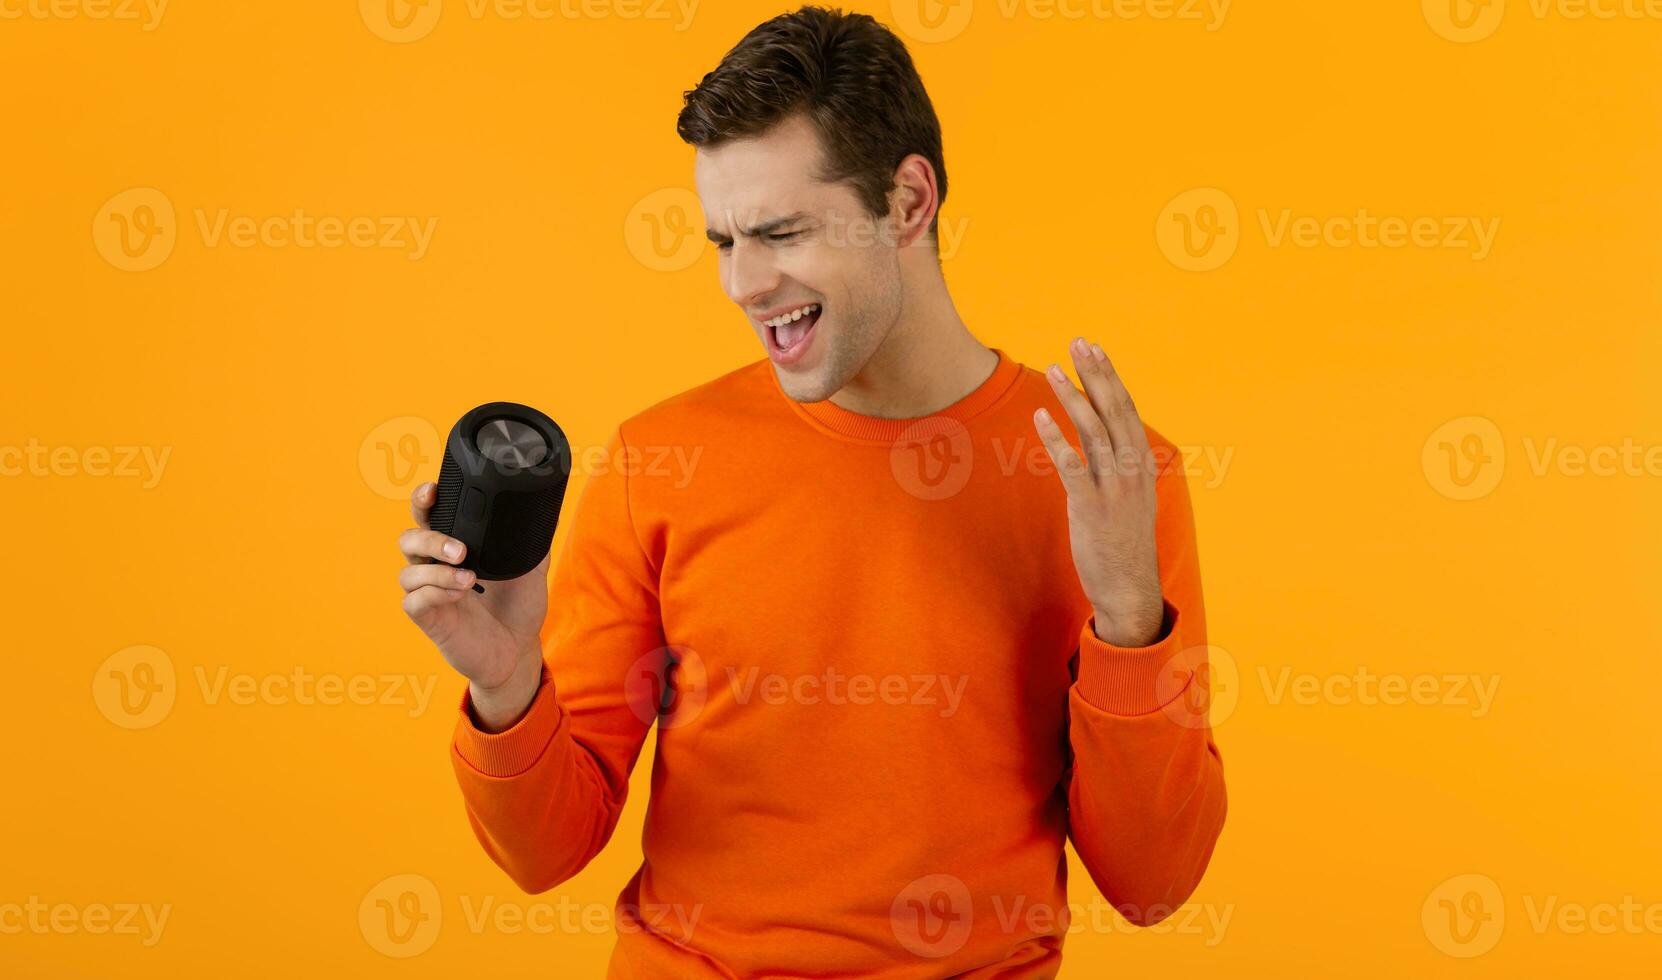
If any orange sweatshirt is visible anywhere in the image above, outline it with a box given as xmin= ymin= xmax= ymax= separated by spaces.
xmin=450 ymin=348 xmax=1226 ymax=978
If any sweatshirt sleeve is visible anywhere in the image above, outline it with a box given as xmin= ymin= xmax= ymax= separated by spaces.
xmin=448 ymin=425 xmax=667 ymax=894
xmin=1064 ymin=441 xmax=1227 ymax=924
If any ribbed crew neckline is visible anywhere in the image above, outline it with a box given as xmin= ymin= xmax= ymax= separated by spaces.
xmin=771 ymin=347 xmax=1025 ymax=443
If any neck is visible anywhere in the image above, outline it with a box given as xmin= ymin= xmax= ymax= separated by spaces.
xmin=829 ymin=263 xmax=998 ymax=420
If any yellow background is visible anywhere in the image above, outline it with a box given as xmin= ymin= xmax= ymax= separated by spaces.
xmin=3 ymin=0 xmax=1660 ymax=976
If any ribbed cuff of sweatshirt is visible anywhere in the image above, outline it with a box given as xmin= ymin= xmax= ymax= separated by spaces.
xmin=1074 ymin=599 xmax=1185 ymax=716
xmin=452 ymin=666 xmax=565 ymax=778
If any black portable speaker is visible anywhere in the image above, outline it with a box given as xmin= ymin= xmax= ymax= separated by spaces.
xmin=428 ymin=402 xmax=572 ymax=581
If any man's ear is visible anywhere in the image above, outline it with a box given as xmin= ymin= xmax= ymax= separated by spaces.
xmin=888 ymin=153 xmax=940 ymax=249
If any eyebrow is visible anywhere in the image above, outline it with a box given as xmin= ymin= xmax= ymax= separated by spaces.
xmin=705 ymin=211 xmax=810 ymax=244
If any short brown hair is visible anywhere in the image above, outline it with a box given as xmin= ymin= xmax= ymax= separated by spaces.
xmin=676 ymin=5 xmax=948 ymax=237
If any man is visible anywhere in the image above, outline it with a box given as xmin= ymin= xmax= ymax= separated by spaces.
xmin=398 ymin=6 xmax=1225 ymax=976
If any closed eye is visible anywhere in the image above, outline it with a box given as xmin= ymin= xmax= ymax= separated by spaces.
xmin=711 ymin=230 xmax=804 ymax=251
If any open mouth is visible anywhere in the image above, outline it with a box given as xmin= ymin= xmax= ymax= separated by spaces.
xmin=762 ymin=303 xmax=822 ymax=363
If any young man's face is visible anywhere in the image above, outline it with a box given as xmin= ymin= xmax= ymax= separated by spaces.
xmin=695 ymin=112 xmax=904 ymax=404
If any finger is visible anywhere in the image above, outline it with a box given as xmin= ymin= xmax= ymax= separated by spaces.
xmin=400 ymin=527 xmax=467 ymax=566
xmin=1070 ymin=336 xmax=1126 ymax=454
xmin=410 ymin=481 xmax=435 ymax=530
xmin=1043 ymin=361 xmax=1113 ymax=477
xmin=1033 ymin=407 xmax=1092 ymax=495
xmin=402 ymin=584 xmax=470 ymax=619
xmin=1087 ymin=341 xmax=1152 ymax=470
xmin=400 ymin=561 xmax=476 ymax=595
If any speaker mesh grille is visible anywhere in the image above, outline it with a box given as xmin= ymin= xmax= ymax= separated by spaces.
xmin=480 ymin=484 xmax=565 ymax=579
xmin=428 ymin=446 xmax=463 ymax=535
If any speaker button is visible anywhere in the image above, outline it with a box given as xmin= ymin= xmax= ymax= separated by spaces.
xmin=462 ymin=487 xmax=485 ymax=522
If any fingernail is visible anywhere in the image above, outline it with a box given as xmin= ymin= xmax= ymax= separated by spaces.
xmin=455 ymin=570 xmax=472 ymax=586
xmin=444 ymin=541 xmax=462 ymax=560
xmin=1047 ymin=364 xmax=1065 ymax=382
xmin=1035 ymin=408 xmax=1052 ymax=425
xmin=1091 ymin=343 xmax=1105 ymax=360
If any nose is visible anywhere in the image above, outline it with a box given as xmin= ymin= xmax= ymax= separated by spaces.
xmin=722 ymin=238 xmax=782 ymax=310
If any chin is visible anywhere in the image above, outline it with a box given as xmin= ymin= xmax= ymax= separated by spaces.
xmin=773 ymin=365 xmax=836 ymax=404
